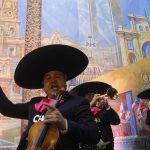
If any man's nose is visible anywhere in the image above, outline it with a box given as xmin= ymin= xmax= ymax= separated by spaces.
xmin=50 ymin=77 xmax=57 ymax=82
xmin=47 ymin=79 xmax=57 ymax=85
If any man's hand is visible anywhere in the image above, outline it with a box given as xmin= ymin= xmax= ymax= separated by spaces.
xmin=44 ymin=103 xmax=66 ymax=130
xmin=90 ymin=94 xmax=101 ymax=107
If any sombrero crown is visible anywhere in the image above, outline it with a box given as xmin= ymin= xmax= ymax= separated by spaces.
xmin=69 ymin=81 xmax=112 ymax=97
xmin=137 ymin=89 xmax=150 ymax=99
xmin=14 ymin=44 xmax=88 ymax=89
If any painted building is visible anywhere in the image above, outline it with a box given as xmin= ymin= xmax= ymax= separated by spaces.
xmin=116 ymin=14 xmax=150 ymax=66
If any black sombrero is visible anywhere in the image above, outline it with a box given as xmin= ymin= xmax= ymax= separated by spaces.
xmin=69 ymin=81 xmax=112 ymax=97
xmin=137 ymin=89 xmax=150 ymax=99
xmin=14 ymin=44 xmax=88 ymax=89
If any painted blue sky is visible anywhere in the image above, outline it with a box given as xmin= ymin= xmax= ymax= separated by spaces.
xmin=18 ymin=0 xmax=79 ymax=41
xmin=18 ymin=0 xmax=114 ymax=44
xmin=41 ymin=0 xmax=79 ymax=42
xmin=120 ymin=0 xmax=150 ymax=27
xmin=18 ymin=0 xmax=27 ymax=37
xmin=18 ymin=0 xmax=150 ymax=40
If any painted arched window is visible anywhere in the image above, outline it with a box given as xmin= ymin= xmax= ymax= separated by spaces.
xmin=127 ymin=40 xmax=134 ymax=51
xmin=142 ymin=41 xmax=150 ymax=57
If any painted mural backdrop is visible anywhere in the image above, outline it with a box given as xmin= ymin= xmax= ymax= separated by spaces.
xmin=0 ymin=0 xmax=150 ymax=149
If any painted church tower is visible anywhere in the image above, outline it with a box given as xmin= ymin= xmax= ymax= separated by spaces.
xmin=0 ymin=0 xmax=24 ymax=101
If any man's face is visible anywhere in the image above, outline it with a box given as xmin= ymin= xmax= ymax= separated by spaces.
xmin=43 ymin=71 xmax=67 ymax=98
xmin=98 ymin=95 xmax=109 ymax=108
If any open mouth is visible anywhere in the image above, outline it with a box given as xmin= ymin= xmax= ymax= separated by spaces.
xmin=48 ymin=84 xmax=65 ymax=93
xmin=49 ymin=84 xmax=58 ymax=90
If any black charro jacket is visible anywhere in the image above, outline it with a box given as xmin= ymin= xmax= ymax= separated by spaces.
xmin=146 ymin=109 xmax=150 ymax=126
xmin=0 ymin=87 xmax=100 ymax=150
xmin=95 ymin=107 xmax=120 ymax=150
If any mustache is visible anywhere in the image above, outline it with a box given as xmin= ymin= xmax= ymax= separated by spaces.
xmin=47 ymin=82 xmax=58 ymax=89
xmin=47 ymin=83 xmax=66 ymax=91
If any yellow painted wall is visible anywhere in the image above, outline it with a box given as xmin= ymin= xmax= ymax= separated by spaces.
xmin=92 ymin=57 xmax=150 ymax=98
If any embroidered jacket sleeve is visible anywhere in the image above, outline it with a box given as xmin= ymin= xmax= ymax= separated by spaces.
xmin=0 ymin=87 xmax=29 ymax=119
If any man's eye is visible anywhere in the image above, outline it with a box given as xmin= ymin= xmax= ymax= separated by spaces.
xmin=46 ymin=77 xmax=50 ymax=80
xmin=56 ymin=76 xmax=61 ymax=78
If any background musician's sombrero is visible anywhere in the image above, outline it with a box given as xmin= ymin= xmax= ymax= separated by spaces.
xmin=14 ymin=44 xmax=88 ymax=89
xmin=69 ymin=81 xmax=112 ymax=97
xmin=137 ymin=88 xmax=150 ymax=99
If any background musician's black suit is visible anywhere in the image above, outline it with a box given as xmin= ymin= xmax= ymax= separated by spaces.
xmin=70 ymin=81 xmax=120 ymax=150
xmin=95 ymin=106 xmax=120 ymax=150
